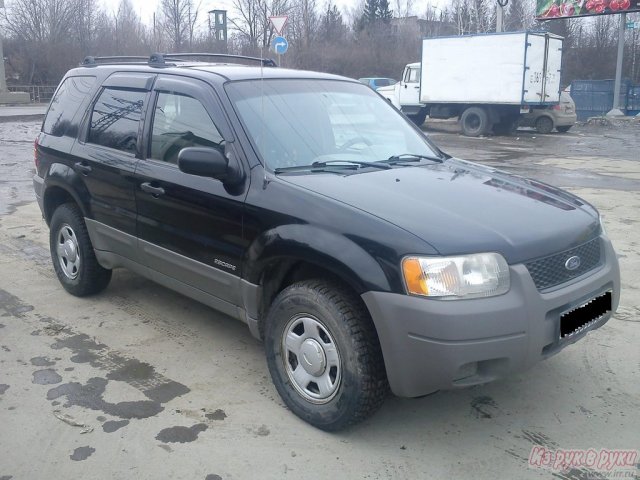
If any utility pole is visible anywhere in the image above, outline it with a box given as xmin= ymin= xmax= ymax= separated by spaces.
xmin=608 ymin=12 xmax=626 ymax=116
xmin=496 ymin=0 xmax=508 ymax=33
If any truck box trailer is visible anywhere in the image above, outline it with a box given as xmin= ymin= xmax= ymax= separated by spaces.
xmin=377 ymin=31 xmax=564 ymax=136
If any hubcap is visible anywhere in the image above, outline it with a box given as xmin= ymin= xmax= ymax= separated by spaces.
xmin=56 ymin=224 xmax=81 ymax=280
xmin=281 ymin=314 xmax=341 ymax=404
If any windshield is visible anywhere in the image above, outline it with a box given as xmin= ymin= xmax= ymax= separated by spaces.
xmin=226 ymin=79 xmax=440 ymax=171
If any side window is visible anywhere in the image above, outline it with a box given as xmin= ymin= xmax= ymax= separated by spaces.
xmin=406 ymin=68 xmax=419 ymax=83
xmin=43 ymin=76 xmax=96 ymax=137
xmin=150 ymin=92 xmax=225 ymax=164
xmin=88 ymin=88 xmax=145 ymax=153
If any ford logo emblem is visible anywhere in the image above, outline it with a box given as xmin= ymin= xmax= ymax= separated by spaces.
xmin=565 ymin=256 xmax=581 ymax=271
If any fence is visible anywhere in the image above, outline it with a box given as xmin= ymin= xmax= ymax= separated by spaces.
xmin=7 ymin=85 xmax=57 ymax=103
xmin=570 ymin=79 xmax=639 ymax=120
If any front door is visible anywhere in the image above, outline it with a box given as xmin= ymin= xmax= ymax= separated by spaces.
xmin=399 ymin=66 xmax=421 ymax=106
xmin=134 ymin=75 xmax=248 ymax=311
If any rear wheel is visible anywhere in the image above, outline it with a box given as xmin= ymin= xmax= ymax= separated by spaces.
xmin=264 ymin=279 xmax=388 ymax=431
xmin=556 ymin=125 xmax=572 ymax=133
xmin=49 ymin=203 xmax=112 ymax=296
xmin=493 ymin=116 xmax=519 ymax=136
xmin=535 ymin=116 xmax=554 ymax=134
xmin=460 ymin=107 xmax=490 ymax=137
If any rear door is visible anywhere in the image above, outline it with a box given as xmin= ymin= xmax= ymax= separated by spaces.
xmin=524 ymin=34 xmax=562 ymax=105
xmin=134 ymin=75 xmax=248 ymax=312
xmin=71 ymin=72 xmax=155 ymax=258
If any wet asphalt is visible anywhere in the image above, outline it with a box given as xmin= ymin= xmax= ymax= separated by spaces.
xmin=0 ymin=119 xmax=639 ymax=479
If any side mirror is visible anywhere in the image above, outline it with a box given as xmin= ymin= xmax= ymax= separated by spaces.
xmin=177 ymin=147 xmax=242 ymax=184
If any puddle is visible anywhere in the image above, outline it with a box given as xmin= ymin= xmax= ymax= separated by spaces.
xmin=155 ymin=424 xmax=208 ymax=443
xmin=32 ymin=369 xmax=62 ymax=385
xmin=48 ymin=377 xmax=163 ymax=419
xmin=30 ymin=356 xmax=55 ymax=367
xmin=70 ymin=446 xmax=95 ymax=462
xmin=205 ymin=409 xmax=227 ymax=421
xmin=102 ymin=420 xmax=129 ymax=433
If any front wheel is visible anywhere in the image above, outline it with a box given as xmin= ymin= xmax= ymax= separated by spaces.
xmin=264 ymin=280 xmax=388 ymax=431
xmin=49 ymin=203 xmax=112 ymax=296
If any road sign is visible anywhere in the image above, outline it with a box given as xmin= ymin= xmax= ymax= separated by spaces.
xmin=627 ymin=21 xmax=637 ymax=29
xmin=269 ymin=16 xmax=288 ymax=35
xmin=272 ymin=36 xmax=288 ymax=55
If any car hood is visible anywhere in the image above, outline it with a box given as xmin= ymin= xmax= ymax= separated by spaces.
xmin=279 ymin=159 xmax=600 ymax=264
xmin=376 ymin=84 xmax=395 ymax=93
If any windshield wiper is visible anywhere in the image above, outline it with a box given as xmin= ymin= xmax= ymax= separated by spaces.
xmin=314 ymin=160 xmax=391 ymax=169
xmin=275 ymin=160 xmax=391 ymax=174
xmin=382 ymin=153 xmax=446 ymax=165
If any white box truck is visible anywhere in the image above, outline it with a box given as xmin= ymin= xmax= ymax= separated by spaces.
xmin=377 ymin=31 xmax=564 ymax=136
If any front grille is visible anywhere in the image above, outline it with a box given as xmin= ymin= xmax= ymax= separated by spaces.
xmin=525 ymin=238 xmax=602 ymax=291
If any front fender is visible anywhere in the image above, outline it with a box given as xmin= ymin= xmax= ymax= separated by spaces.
xmin=243 ymin=224 xmax=392 ymax=294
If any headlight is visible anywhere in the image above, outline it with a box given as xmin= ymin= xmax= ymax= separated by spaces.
xmin=402 ymin=253 xmax=510 ymax=300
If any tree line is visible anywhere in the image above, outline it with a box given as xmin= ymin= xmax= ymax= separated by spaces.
xmin=1 ymin=0 xmax=639 ymax=87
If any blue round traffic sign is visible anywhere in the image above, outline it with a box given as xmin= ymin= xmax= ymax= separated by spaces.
xmin=272 ymin=36 xmax=288 ymax=55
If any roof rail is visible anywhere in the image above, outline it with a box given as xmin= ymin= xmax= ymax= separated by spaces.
xmin=81 ymin=56 xmax=152 ymax=66
xmin=81 ymin=53 xmax=278 ymax=68
xmin=150 ymin=53 xmax=277 ymax=67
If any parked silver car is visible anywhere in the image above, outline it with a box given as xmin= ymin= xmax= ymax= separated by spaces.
xmin=520 ymin=91 xmax=577 ymax=134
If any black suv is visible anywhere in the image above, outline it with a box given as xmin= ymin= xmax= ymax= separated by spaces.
xmin=34 ymin=53 xmax=620 ymax=431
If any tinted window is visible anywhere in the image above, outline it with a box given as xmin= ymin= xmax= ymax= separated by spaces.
xmin=43 ymin=76 xmax=96 ymax=137
xmin=88 ymin=88 xmax=145 ymax=153
xmin=150 ymin=92 xmax=224 ymax=164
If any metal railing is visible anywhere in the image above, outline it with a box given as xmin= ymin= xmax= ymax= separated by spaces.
xmin=7 ymin=85 xmax=57 ymax=103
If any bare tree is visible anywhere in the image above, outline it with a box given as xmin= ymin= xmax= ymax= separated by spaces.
xmin=229 ymin=0 xmax=290 ymax=53
xmin=1 ymin=0 xmax=80 ymax=82
xmin=161 ymin=0 xmax=199 ymax=51
xmin=394 ymin=0 xmax=413 ymax=18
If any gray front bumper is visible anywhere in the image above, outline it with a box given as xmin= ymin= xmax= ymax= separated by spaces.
xmin=362 ymin=235 xmax=620 ymax=398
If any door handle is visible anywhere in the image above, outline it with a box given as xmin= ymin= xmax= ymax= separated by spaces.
xmin=140 ymin=182 xmax=165 ymax=196
xmin=74 ymin=162 xmax=92 ymax=175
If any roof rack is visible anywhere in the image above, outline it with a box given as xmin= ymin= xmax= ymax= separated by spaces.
xmin=150 ymin=53 xmax=277 ymax=67
xmin=81 ymin=53 xmax=277 ymax=68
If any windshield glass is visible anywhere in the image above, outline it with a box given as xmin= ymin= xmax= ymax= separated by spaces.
xmin=226 ymin=79 xmax=440 ymax=171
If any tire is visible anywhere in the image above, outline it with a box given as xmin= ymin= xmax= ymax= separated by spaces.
xmin=264 ymin=279 xmax=388 ymax=431
xmin=493 ymin=116 xmax=519 ymax=136
xmin=408 ymin=111 xmax=427 ymax=126
xmin=49 ymin=203 xmax=112 ymax=296
xmin=460 ymin=107 xmax=490 ymax=137
xmin=556 ymin=125 xmax=572 ymax=133
xmin=535 ymin=116 xmax=554 ymax=134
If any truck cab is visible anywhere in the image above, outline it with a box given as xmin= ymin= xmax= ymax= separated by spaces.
xmin=377 ymin=63 xmax=425 ymax=125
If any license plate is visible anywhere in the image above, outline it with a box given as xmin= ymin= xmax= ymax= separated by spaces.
xmin=560 ymin=291 xmax=612 ymax=340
